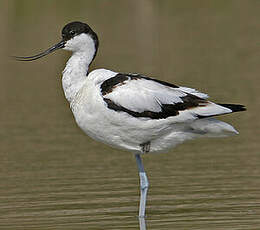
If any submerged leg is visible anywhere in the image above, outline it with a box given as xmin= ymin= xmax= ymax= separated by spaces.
xmin=135 ymin=153 xmax=149 ymax=218
xmin=139 ymin=215 xmax=147 ymax=230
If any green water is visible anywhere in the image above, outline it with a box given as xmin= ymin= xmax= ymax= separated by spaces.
xmin=1 ymin=0 xmax=260 ymax=229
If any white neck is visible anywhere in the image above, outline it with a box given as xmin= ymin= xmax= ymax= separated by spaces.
xmin=62 ymin=34 xmax=96 ymax=103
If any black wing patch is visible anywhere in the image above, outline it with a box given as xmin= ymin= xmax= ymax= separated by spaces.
xmin=101 ymin=73 xmax=179 ymax=96
xmin=101 ymin=73 xmax=246 ymax=120
xmin=218 ymin=104 xmax=246 ymax=112
xmin=104 ymin=95 xmax=208 ymax=119
xmin=101 ymin=73 xmax=208 ymax=119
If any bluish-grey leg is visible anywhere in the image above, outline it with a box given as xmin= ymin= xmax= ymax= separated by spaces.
xmin=135 ymin=153 xmax=149 ymax=218
xmin=139 ymin=215 xmax=147 ymax=230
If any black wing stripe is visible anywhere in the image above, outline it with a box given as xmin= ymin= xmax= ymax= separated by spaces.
xmin=195 ymin=103 xmax=246 ymax=119
xmin=101 ymin=74 xmax=129 ymax=95
xmin=101 ymin=73 xmax=179 ymax=96
xmin=104 ymin=94 xmax=208 ymax=119
xmin=218 ymin=104 xmax=246 ymax=112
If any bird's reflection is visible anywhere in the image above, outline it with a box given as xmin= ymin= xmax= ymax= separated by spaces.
xmin=139 ymin=217 xmax=147 ymax=230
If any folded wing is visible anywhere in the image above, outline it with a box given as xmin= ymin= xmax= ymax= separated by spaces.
xmin=100 ymin=73 xmax=241 ymax=121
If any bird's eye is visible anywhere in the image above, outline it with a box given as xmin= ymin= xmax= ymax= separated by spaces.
xmin=69 ymin=30 xmax=75 ymax=36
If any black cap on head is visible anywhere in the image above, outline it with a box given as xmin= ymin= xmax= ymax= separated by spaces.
xmin=62 ymin=21 xmax=99 ymax=51
xmin=13 ymin=21 xmax=99 ymax=62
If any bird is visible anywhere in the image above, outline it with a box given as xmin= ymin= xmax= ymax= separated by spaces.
xmin=14 ymin=21 xmax=246 ymax=218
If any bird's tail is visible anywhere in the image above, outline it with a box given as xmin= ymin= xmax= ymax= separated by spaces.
xmin=218 ymin=104 xmax=246 ymax=113
xmin=190 ymin=118 xmax=239 ymax=137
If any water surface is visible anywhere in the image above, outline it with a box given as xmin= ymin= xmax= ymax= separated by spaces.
xmin=1 ymin=1 xmax=260 ymax=229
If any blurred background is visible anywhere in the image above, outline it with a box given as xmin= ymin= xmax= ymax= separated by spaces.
xmin=1 ymin=0 xmax=259 ymax=229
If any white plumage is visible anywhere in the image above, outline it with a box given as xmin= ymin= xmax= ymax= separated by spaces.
xmin=15 ymin=21 xmax=245 ymax=218
xmin=70 ymin=68 xmax=237 ymax=153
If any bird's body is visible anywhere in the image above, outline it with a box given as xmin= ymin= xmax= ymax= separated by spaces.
xmin=67 ymin=68 xmax=239 ymax=153
xmin=15 ymin=21 xmax=246 ymax=218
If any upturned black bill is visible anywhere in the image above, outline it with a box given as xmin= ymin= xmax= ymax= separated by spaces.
xmin=13 ymin=40 xmax=65 ymax=61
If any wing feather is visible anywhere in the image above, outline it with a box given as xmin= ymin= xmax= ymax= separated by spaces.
xmin=100 ymin=73 xmax=232 ymax=120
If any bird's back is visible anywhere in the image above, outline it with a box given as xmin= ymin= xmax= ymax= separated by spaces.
xmin=69 ymin=68 xmax=245 ymax=153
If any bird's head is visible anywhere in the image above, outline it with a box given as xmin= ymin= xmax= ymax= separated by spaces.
xmin=14 ymin=21 xmax=99 ymax=61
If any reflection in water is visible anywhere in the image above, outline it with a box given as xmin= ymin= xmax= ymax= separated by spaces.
xmin=139 ymin=217 xmax=147 ymax=230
